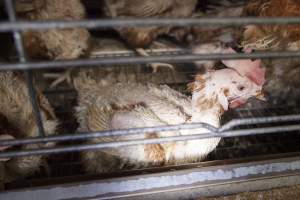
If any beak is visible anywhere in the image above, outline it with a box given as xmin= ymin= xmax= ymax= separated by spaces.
xmin=256 ymin=92 xmax=266 ymax=101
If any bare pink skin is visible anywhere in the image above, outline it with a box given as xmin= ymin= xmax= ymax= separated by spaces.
xmin=0 ymin=134 xmax=14 ymax=161
xmin=221 ymin=47 xmax=266 ymax=86
xmin=229 ymin=98 xmax=246 ymax=109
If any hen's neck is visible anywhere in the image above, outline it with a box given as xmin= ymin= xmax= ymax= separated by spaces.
xmin=191 ymin=91 xmax=224 ymax=128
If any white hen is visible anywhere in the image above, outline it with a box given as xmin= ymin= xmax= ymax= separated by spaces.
xmin=75 ymin=57 xmax=265 ymax=173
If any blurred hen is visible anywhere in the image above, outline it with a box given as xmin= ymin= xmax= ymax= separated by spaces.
xmin=15 ymin=0 xmax=90 ymax=60
xmin=240 ymin=0 xmax=300 ymax=103
xmin=102 ymin=0 xmax=197 ymax=47
xmin=0 ymin=71 xmax=57 ymax=183
xmin=242 ymin=0 xmax=300 ymax=51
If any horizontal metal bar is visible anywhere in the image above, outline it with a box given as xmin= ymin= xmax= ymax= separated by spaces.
xmin=219 ymin=114 xmax=300 ymax=132
xmin=1 ymin=51 xmax=300 ymax=70
xmin=0 ymin=114 xmax=298 ymax=147
xmin=0 ymin=123 xmax=216 ymax=147
xmin=0 ymin=114 xmax=299 ymax=147
xmin=1 ymin=156 xmax=300 ymax=200
xmin=0 ymin=124 xmax=300 ymax=159
xmin=1 ymin=17 xmax=300 ymax=32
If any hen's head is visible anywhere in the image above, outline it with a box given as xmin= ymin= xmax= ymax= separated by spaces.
xmin=189 ymin=48 xmax=265 ymax=112
xmin=189 ymin=69 xmax=264 ymax=112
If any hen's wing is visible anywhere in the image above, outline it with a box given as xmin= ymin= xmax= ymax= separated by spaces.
xmin=81 ymin=102 xmax=168 ymax=171
xmin=84 ymin=100 xmax=166 ymax=136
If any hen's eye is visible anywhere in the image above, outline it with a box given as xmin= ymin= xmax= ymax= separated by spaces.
xmin=238 ymin=85 xmax=245 ymax=91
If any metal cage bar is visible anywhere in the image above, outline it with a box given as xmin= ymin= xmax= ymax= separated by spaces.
xmin=0 ymin=124 xmax=300 ymax=159
xmin=1 ymin=17 xmax=300 ymax=32
xmin=2 ymin=51 xmax=300 ymax=71
xmin=0 ymin=114 xmax=300 ymax=147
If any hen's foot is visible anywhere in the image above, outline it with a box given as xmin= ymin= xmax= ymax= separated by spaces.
xmin=135 ymin=48 xmax=175 ymax=73
xmin=43 ymin=69 xmax=73 ymax=88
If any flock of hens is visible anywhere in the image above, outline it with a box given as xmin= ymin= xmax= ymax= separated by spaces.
xmin=0 ymin=0 xmax=299 ymax=184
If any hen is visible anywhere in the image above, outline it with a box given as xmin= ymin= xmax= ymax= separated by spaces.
xmin=262 ymin=58 xmax=300 ymax=103
xmin=15 ymin=0 xmax=90 ymax=59
xmin=0 ymin=71 xmax=57 ymax=183
xmin=242 ymin=0 xmax=300 ymax=51
xmin=101 ymin=0 xmax=197 ymax=72
xmin=102 ymin=0 xmax=197 ymax=47
xmin=75 ymin=55 xmax=265 ymax=173
xmin=240 ymin=0 xmax=300 ymax=102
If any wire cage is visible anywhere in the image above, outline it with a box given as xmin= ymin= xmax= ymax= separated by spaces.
xmin=1 ymin=0 xmax=300 ymax=199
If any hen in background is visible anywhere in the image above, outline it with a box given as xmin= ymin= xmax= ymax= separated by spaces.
xmin=240 ymin=0 xmax=300 ymax=103
xmin=14 ymin=0 xmax=91 ymax=88
xmin=262 ymin=58 xmax=300 ymax=104
xmin=15 ymin=0 xmax=90 ymax=60
xmin=101 ymin=0 xmax=197 ymax=72
xmin=75 ymin=51 xmax=265 ymax=173
xmin=102 ymin=0 xmax=197 ymax=47
xmin=242 ymin=0 xmax=300 ymax=51
xmin=0 ymin=71 xmax=57 ymax=183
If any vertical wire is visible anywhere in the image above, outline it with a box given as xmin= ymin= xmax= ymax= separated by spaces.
xmin=4 ymin=0 xmax=45 ymax=136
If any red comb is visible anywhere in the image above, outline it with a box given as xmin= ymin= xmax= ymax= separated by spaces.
xmin=221 ymin=48 xmax=265 ymax=86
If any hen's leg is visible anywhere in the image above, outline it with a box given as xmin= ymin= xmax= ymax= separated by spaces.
xmin=135 ymin=48 xmax=174 ymax=73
